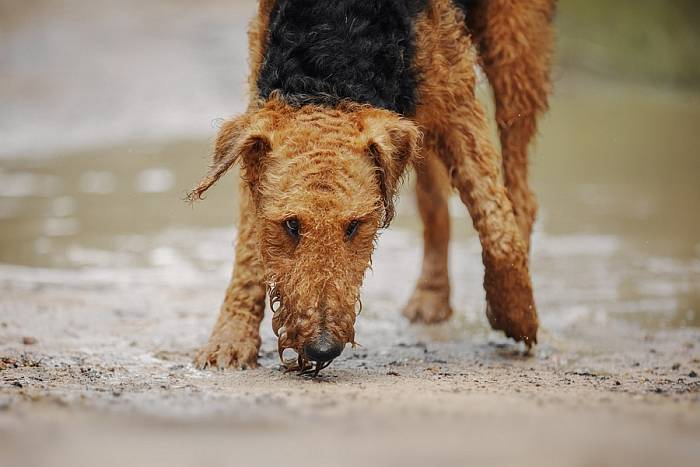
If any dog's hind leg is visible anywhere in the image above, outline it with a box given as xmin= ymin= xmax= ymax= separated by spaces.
xmin=469 ymin=0 xmax=555 ymax=251
xmin=402 ymin=143 xmax=453 ymax=324
xmin=194 ymin=181 xmax=266 ymax=369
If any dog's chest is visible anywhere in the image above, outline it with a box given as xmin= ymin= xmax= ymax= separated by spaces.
xmin=257 ymin=0 xmax=426 ymax=116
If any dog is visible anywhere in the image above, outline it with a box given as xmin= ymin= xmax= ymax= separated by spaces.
xmin=189 ymin=0 xmax=555 ymax=373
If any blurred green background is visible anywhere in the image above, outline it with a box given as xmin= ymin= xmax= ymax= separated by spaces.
xmin=556 ymin=0 xmax=700 ymax=87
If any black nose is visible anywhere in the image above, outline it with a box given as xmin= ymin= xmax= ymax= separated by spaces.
xmin=303 ymin=333 xmax=344 ymax=362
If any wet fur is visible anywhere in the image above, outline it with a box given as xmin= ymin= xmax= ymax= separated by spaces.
xmin=258 ymin=0 xmax=426 ymax=115
xmin=191 ymin=0 xmax=555 ymax=371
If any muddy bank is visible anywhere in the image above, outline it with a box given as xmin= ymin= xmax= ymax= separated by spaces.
xmin=1 ymin=223 xmax=699 ymax=466
xmin=1 ymin=275 xmax=699 ymax=467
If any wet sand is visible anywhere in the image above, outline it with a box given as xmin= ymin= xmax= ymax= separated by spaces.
xmin=0 ymin=246 xmax=699 ymax=467
xmin=1 ymin=1 xmax=700 ymax=465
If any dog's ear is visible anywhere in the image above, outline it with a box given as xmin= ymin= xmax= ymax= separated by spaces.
xmin=187 ymin=114 xmax=272 ymax=202
xmin=360 ymin=111 xmax=421 ymax=227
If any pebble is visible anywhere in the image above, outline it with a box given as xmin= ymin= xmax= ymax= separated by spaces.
xmin=22 ymin=336 xmax=38 ymax=345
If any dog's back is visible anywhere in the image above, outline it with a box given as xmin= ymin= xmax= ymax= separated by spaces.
xmin=257 ymin=0 xmax=428 ymax=116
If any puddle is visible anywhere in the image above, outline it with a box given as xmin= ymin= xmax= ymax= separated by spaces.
xmin=1 ymin=78 xmax=699 ymax=345
xmin=0 ymin=0 xmax=699 ymax=352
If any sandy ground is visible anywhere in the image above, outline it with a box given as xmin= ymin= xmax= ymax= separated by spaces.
xmin=2 ymin=1 xmax=700 ymax=466
xmin=1 ymin=233 xmax=699 ymax=467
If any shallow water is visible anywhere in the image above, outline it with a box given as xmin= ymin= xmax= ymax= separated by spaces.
xmin=1 ymin=0 xmax=699 ymax=349
xmin=1 ymin=77 xmax=699 ymax=345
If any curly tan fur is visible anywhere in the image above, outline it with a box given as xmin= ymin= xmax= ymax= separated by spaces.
xmin=192 ymin=0 xmax=553 ymax=371
xmin=469 ymin=0 xmax=555 ymax=249
xmin=402 ymin=149 xmax=453 ymax=324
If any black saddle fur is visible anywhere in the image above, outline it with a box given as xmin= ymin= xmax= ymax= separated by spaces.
xmin=257 ymin=0 xmax=427 ymax=116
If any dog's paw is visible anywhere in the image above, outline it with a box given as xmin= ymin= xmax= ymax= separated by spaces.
xmin=402 ymin=286 xmax=452 ymax=324
xmin=482 ymin=253 xmax=539 ymax=348
xmin=194 ymin=326 xmax=260 ymax=370
xmin=486 ymin=302 xmax=538 ymax=349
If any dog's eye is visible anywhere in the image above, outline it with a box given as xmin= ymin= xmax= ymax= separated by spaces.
xmin=345 ymin=220 xmax=361 ymax=240
xmin=283 ymin=218 xmax=300 ymax=239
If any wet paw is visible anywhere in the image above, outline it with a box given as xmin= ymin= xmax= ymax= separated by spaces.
xmin=402 ymin=286 xmax=452 ymax=324
xmin=486 ymin=302 xmax=538 ymax=349
xmin=483 ymin=254 xmax=539 ymax=348
xmin=194 ymin=325 xmax=260 ymax=370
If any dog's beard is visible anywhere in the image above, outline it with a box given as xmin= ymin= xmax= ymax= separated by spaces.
xmin=269 ymin=284 xmax=319 ymax=375
xmin=268 ymin=284 xmax=360 ymax=376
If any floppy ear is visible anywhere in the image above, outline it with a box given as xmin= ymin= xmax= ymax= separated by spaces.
xmin=187 ymin=114 xmax=272 ymax=202
xmin=360 ymin=112 xmax=421 ymax=227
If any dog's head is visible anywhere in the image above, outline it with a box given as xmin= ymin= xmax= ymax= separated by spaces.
xmin=189 ymin=97 xmax=419 ymax=373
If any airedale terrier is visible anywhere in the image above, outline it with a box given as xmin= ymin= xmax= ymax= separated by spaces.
xmin=189 ymin=0 xmax=554 ymax=373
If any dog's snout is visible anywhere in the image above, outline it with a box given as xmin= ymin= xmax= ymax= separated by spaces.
xmin=303 ymin=333 xmax=344 ymax=362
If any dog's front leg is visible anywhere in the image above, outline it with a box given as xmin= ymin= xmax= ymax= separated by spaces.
xmin=436 ymin=103 xmax=539 ymax=347
xmin=195 ymin=181 xmax=266 ymax=369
